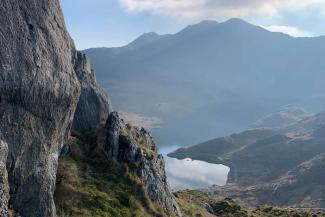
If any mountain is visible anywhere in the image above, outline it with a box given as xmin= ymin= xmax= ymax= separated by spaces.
xmin=83 ymin=18 xmax=325 ymax=147
xmin=251 ymin=105 xmax=313 ymax=129
xmin=169 ymin=112 xmax=325 ymax=208
xmin=2 ymin=1 xmax=325 ymax=216
xmin=204 ymin=152 xmax=325 ymax=209
xmin=127 ymin=32 xmax=163 ymax=50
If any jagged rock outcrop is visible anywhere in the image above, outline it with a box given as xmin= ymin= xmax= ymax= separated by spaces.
xmin=0 ymin=0 xmax=80 ymax=216
xmin=72 ymin=51 xmax=112 ymax=134
xmin=99 ymin=112 xmax=182 ymax=216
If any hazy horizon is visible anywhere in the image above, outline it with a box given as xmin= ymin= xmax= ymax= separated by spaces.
xmin=60 ymin=0 xmax=325 ymax=49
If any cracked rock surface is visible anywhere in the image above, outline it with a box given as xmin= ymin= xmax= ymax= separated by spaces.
xmin=102 ymin=112 xmax=182 ymax=217
xmin=0 ymin=0 xmax=80 ymax=216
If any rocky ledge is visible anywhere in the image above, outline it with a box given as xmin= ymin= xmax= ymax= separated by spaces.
xmin=102 ymin=112 xmax=181 ymax=216
xmin=62 ymin=112 xmax=181 ymax=216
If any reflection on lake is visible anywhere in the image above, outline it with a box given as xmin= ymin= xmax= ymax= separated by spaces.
xmin=159 ymin=146 xmax=230 ymax=191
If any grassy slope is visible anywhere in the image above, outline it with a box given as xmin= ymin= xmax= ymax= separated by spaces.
xmin=176 ymin=190 xmax=325 ymax=217
xmin=54 ymin=135 xmax=325 ymax=217
xmin=54 ymin=136 xmax=167 ymax=217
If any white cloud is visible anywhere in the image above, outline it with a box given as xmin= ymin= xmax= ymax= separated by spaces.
xmin=119 ymin=0 xmax=325 ymax=20
xmin=263 ymin=25 xmax=312 ymax=37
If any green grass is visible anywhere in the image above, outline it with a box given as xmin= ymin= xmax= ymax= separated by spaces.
xmin=54 ymin=136 xmax=166 ymax=217
xmin=175 ymin=190 xmax=325 ymax=217
xmin=119 ymin=130 xmax=156 ymax=159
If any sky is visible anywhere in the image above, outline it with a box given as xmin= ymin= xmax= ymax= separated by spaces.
xmin=60 ymin=0 xmax=325 ymax=50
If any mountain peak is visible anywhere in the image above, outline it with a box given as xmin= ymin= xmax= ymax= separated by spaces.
xmin=218 ymin=18 xmax=266 ymax=34
xmin=224 ymin=18 xmax=249 ymax=25
xmin=128 ymin=32 xmax=161 ymax=49
xmin=140 ymin=31 xmax=159 ymax=38
xmin=177 ymin=20 xmax=219 ymax=36
xmin=197 ymin=20 xmax=219 ymax=26
xmin=221 ymin=18 xmax=259 ymax=29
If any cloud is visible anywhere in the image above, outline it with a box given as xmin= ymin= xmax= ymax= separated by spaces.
xmin=119 ymin=0 xmax=325 ymax=20
xmin=263 ymin=25 xmax=313 ymax=37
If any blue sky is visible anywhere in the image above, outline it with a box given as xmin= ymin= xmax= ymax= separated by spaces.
xmin=60 ymin=0 xmax=325 ymax=50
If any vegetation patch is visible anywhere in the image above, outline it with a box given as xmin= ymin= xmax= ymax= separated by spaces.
xmin=175 ymin=190 xmax=325 ymax=217
xmin=119 ymin=130 xmax=156 ymax=159
xmin=54 ymin=136 xmax=167 ymax=217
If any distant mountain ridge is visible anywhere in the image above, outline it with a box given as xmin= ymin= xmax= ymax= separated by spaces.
xmin=251 ymin=105 xmax=313 ymax=129
xmin=83 ymin=18 xmax=325 ymax=146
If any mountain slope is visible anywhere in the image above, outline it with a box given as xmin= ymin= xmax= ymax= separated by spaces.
xmin=206 ymin=152 xmax=325 ymax=208
xmin=170 ymin=112 xmax=325 ymax=208
xmin=251 ymin=105 xmax=313 ymax=129
xmin=83 ymin=19 xmax=325 ymax=146
xmin=176 ymin=190 xmax=325 ymax=217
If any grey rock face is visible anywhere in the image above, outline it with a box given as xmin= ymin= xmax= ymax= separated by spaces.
xmin=102 ymin=112 xmax=182 ymax=217
xmin=0 ymin=141 xmax=9 ymax=217
xmin=72 ymin=51 xmax=112 ymax=134
xmin=0 ymin=0 xmax=80 ymax=216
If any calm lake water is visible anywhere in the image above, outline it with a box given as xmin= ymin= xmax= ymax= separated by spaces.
xmin=159 ymin=146 xmax=230 ymax=191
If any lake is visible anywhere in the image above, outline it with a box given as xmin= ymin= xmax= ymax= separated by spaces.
xmin=159 ymin=146 xmax=230 ymax=191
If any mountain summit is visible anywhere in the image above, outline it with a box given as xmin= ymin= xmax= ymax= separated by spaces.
xmin=84 ymin=18 xmax=325 ymax=146
xmin=127 ymin=32 xmax=162 ymax=49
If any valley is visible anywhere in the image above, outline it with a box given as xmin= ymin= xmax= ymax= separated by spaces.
xmin=83 ymin=19 xmax=325 ymax=147
xmin=1 ymin=0 xmax=325 ymax=216
xmin=169 ymin=112 xmax=325 ymax=208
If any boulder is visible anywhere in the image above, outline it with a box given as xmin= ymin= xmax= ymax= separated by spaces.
xmin=0 ymin=0 xmax=80 ymax=216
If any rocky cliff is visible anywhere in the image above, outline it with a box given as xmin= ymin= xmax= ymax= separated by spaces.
xmin=0 ymin=0 xmax=80 ymax=216
xmin=0 ymin=1 xmax=181 ymax=216
xmin=57 ymin=112 xmax=181 ymax=216
xmin=55 ymin=134 xmax=166 ymax=217
xmin=72 ymin=51 xmax=112 ymax=135
xmin=102 ymin=112 xmax=181 ymax=216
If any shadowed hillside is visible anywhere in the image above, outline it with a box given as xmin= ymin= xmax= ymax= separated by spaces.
xmin=169 ymin=112 xmax=325 ymax=208
xmin=83 ymin=19 xmax=325 ymax=146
